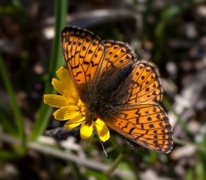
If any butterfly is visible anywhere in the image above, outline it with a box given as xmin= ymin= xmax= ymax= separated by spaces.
xmin=61 ymin=26 xmax=173 ymax=153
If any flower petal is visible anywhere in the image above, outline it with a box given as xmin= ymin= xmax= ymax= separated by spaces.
xmin=44 ymin=94 xmax=70 ymax=108
xmin=56 ymin=67 xmax=77 ymax=93
xmin=80 ymin=121 xmax=93 ymax=139
xmin=51 ymin=78 xmax=64 ymax=95
xmin=53 ymin=106 xmax=79 ymax=120
xmin=94 ymin=119 xmax=110 ymax=142
xmin=64 ymin=114 xmax=85 ymax=129
xmin=52 ymin=77 xmax=79 ymax=100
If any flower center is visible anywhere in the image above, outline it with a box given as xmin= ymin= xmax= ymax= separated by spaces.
xmin=77 ymin=98 xmax=97 ymax=126
xmin=77 ymin=99 xmax=86 ymax=116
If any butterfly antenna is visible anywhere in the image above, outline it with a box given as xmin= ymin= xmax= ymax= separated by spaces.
xmin=93 ymin=129 xmax=109 ymax=158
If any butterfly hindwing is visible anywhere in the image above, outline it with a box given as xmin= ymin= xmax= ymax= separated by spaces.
xmin=106 ymin=104 xmax=173 ymax=153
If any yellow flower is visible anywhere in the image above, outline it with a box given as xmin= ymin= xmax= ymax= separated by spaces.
xmin=43 ymin=67 xmax=110 ymax=142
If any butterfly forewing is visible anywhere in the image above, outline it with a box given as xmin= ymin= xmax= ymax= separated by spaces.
xmin=62 ymin=26 xmax=105 ymax=87
xmin=102 ymin=41 xmax=136 ymax=70
xmin=126 ymin=60 xmax=163 ymax=104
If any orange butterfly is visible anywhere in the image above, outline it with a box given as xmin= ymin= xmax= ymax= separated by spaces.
xmin=61 ymin=26 xmax=173 ymax=153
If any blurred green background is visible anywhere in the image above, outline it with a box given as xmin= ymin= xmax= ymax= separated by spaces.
xmin=0 ymin=0 xmax=206 ymax=179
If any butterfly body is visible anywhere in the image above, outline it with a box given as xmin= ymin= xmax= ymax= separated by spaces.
xmin=80 ymin=63 xmax=133 ymax=122
xmin=61 ymin=26 xmax=173 ymax=153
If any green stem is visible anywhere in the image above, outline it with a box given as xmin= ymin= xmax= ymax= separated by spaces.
xmin=174 ymin=138 xmax=206 ymax=152
xmin=29 ymin=0 xmax=68 ymax=141
xmin=104 ymin=152 xmax=124 ymax=176
xmin=163 ymin=97 xmax=193 ymax=138
xmin=0 ymin=56 xmax=26 ymax=151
